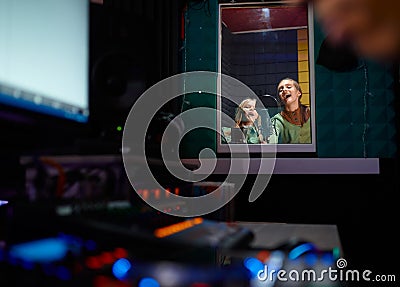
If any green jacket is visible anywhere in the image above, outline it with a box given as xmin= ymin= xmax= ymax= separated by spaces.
xmin=269 ymin=113 xmax=311 ymax=144
xmin=242 ymin=125 xmax=262 ymax=144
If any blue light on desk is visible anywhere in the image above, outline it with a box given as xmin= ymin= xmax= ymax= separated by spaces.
xmin=243 ymin=257 xmax=264 ymax=278
xmin=9 ymin=238 xmax=69 ymax=263
xmin=138 ymin=277 xmax=160 ymax=287
xmin=112 ymin=258 xmax=131 ymax=280
xmin=288 ymin=242 xmax=316 ymax=260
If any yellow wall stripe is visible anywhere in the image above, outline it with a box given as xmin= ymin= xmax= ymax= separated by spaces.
xmin=297 ymin=29 xmax=310 ymax=106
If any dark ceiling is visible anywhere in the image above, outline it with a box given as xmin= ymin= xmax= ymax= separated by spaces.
xmin=221 ymin=5 xmax=308 ymax=33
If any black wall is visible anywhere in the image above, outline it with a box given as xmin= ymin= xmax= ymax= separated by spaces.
xmin=88 ymin=0 xmax=185 ymax=147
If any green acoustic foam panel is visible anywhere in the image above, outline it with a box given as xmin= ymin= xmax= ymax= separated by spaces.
xmin=314 ymin=19 xmax=397 ymax=158
xmin=179 ymin=0 xmax=218 ymax=159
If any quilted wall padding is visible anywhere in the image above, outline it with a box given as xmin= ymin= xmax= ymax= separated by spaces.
xmin=313 ymin=19 xmax=397 ymax=157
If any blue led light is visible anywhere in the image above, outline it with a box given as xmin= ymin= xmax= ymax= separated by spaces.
xmin=0 ymin=200 xmax=8 ymax=206
xmin=112 ymin=258 xmax=132 ymax=280
xmin=288 ymin=243 xmax=316 ymax=260
xmin=243 ymin=257 xmax=264 ymax=278
xmin=9 ymin=238 xmax=69 ymax=263
xmin=138 ymin=277 xmax=160 ymax=287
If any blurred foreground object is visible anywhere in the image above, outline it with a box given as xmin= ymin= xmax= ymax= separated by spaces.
xmin=293 ymin=0 xmax=400 ymax=62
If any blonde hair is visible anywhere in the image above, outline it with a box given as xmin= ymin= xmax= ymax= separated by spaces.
xmin=234 ymin=98 xmax=261 ymax=128
xmin=234 ymin=98 xmax=265 ymax=142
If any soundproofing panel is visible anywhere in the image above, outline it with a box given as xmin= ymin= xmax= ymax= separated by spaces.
xmin=313 ymin=19 xmax=397 ymax=158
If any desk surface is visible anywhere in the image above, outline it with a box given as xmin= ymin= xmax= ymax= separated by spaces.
xmin=229 ymin=222 xmax=345 ymax=287
xmin=237 ymin=221 xmax=342 ymax=252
